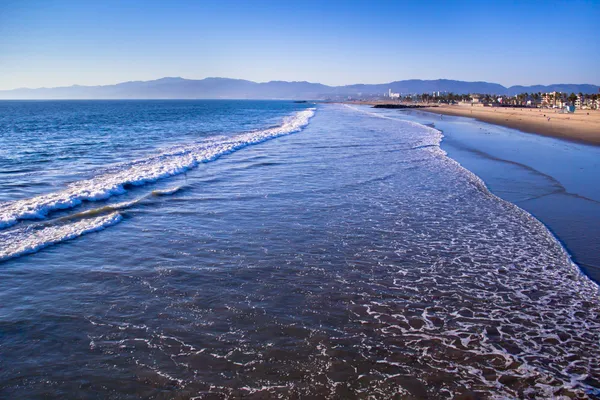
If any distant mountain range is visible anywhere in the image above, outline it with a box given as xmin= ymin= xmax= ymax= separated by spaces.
xmin=0 ymin=77 xmax=598 ymax=99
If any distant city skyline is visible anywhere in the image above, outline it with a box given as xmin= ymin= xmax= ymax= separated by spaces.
xmin=1 ymin=0 xmax=599 ymax=90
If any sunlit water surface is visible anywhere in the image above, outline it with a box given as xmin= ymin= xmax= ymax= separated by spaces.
xmin=1 ymin=101 xmax=599 ymax=399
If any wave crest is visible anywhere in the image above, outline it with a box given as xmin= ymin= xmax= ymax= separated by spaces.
xmin=0 ymin=108 xmax=315 ymax=229
xmin=0 ymin=212 xmax=123 ymax=261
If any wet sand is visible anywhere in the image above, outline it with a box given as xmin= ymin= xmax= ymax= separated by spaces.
xmin=391 ymin=107 xmax=600 ymax=283
xmin=421 ymin=105 xmax=600 ymax=145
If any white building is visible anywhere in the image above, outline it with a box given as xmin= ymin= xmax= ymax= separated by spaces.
xmin=576 ymin=94 xmax=597 ymax=109
xmin=541 ymin=91 xmax=568 ymax=108
xmin=388 ymin=89 xmax=400 ymax=99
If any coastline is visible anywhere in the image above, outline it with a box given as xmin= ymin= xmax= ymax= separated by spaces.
xmin=364 ymin=103 xmax=600 ymax=283
xmin=343 ymin=101 xmax=600 ymax=145
xmin=422 ymin=104 xmax=600 ymax=145
xmin=3 ymin=100 xmax=600 ymax=398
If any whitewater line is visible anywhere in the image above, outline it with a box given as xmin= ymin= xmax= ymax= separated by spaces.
xmin=0 ymin=108 xmax=315 ymax=230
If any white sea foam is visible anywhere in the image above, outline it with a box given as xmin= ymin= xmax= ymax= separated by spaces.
xmin=0 ymin=212 xmax=122 ymax=261
xmin=65 ymin=105 xmax=600 ymax=398
xmin=0 ymin=108 xmax=315 ymax=229
xmin=151 ymin=186 xmax=183 ymax=196
xmin=342 ymin=104 xmax=446 ymax=155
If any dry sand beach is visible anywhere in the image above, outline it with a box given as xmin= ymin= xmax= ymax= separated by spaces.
xmin=422 ymin=104 xmax=600 ymax=145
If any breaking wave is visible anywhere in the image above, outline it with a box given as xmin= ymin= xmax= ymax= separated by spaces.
xmin=0 ymin=109 xmax=315 ymax=230
xmin=0 ymin=212 xmax=123 ymax=261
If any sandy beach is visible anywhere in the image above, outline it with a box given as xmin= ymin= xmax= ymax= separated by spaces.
xmin=421 ymin=104 xmax=600 ymax=145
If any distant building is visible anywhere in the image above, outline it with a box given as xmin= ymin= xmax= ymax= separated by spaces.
xmin=471 ymin=94 xmax=481 ymax=103
xmin=388 ymin=89 xmax=400 ymax=99
xmin=542 ymin=91 xmax=565 ymax=107
xmin=576 ymin=94 xmax=596 ymax=109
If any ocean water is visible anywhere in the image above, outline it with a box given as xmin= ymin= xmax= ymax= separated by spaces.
xmin=1 ymin=101 xmax=599 ymax=399
xmin=374 ymin=106 xmax=600 ymax=284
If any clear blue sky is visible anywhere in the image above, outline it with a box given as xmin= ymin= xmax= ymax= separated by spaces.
xmin=1 ymin=0 xmax=598 ymax=90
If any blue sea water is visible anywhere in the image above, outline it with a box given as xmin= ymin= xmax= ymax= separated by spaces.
xmin=1 ymin=101 xmax=599 ymax=398
xmin=371 ymin=106 xmax=600 ymax=283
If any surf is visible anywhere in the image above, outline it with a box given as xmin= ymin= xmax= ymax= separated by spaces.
xmin=0 ymin=184 xmax=188 ymax=262
xmin=0 ymin=212 xmax=123 ymax=261
xmin=0 ymin=109 xmax=315 ymax=230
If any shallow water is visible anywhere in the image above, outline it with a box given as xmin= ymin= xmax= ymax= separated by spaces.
xmin=374 ymin=106 xmax=600 ymax=284
xmin=1 ymin=101 xmax=599 ymax=399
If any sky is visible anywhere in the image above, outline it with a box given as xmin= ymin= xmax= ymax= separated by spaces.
xmin=0 ymin=0 xmax=599 ymax=90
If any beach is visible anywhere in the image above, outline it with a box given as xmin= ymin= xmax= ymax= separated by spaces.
xmin=2 ymin=101 xmax=600 ymax=398
xmin=422 ymin=104 xmax=600 ymax=145
xmin=377 ymin=105 xmax=600 ymax=283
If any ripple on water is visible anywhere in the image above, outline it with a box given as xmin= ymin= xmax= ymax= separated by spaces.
xmin=1 ymin=104 xmax=599 ymax=399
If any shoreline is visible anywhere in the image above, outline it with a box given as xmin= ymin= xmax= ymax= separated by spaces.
xmin=345 ymin=102 xmax=600 ymax=146
xmin=423 ymin=105 xmax=600 ymax=146
xmin=379 ymin=103 xmax=600 ymax=283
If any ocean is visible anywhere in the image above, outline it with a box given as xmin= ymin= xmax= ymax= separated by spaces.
xmin=376 ymin=106 xmax=600 ymax=284
xmin=1 ymin=101 xmax=599 ymax=399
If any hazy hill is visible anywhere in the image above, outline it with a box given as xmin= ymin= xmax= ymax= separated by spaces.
xmin=0 ymin=77 xmax=597 ymax=99
xmin=506 ymin=84 xmax=600 ymax=96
